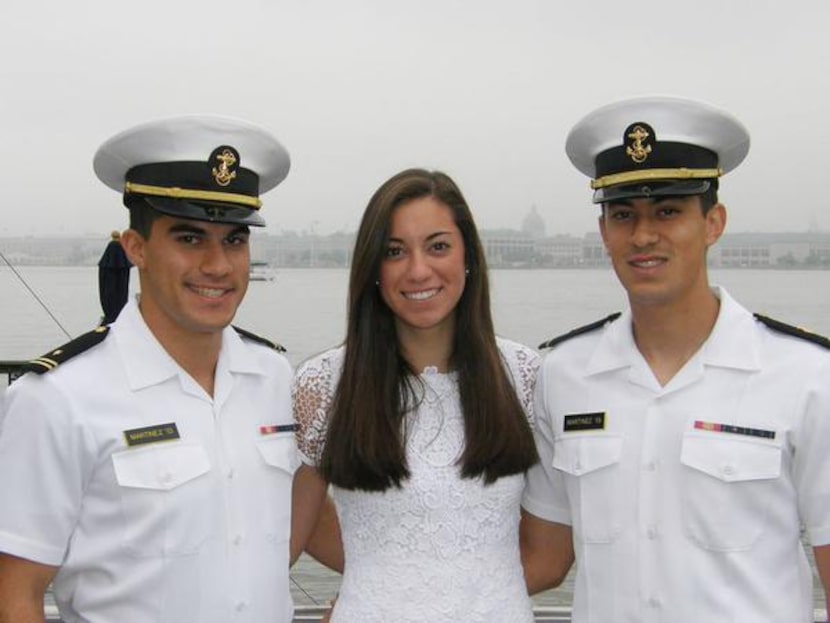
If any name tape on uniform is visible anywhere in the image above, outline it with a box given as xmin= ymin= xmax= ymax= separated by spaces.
xmin=123 ymin=423 xmax=181 ymax=447
xmin=564 ymin=412 xmax=606 ymax=432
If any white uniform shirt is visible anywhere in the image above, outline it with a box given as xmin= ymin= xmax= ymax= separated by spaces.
xmin=523 ymin=287 xmax=830 ymax=623
xmin=0 ymin=298 xmax=298 ymax=623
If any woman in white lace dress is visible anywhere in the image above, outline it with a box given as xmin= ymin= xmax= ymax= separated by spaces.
xmin=291 ymin=169 xmax=540 ymax=622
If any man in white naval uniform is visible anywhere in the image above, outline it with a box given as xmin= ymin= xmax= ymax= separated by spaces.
xmin=0 ymin=116 xmax=299 ymax=623
xmin=520 ymin=96 xmax=830 ymax=623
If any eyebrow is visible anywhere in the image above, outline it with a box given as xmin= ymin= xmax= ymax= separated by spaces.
xmin=167 ymin=223 xmax=208 ymax=235
xmin=387 ymin=230 xmax=454 ymax=243
xmin=606 ymin=196 xmax=684 ymax=209
xmin=166 ymin=223 xmax=250 ymax=237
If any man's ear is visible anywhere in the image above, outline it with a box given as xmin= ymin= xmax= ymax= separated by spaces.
xmin=705 ymin=203 xmax=727 ymax=247
xmin=120 ymin=229 xmax=147 ymax=269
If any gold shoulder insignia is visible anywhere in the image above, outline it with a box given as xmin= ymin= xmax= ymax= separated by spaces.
xmin=538 ymin=312 xmax=622 ymax=350
xmin=233 ymin=325 xmax=286 ymax=352
xmin=754 ymin=314 xmax=830 ymax=350
xmin=23 ymin=326 xmax=111 ymax=375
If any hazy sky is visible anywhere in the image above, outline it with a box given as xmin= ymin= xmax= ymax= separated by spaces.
xmin=2 ymin=0 xmax=829 ymax=239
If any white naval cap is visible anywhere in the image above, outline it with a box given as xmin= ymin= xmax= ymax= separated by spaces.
xmin=565 ymin=95 xmax=750 ymax=204
xmin=93 ymin=114 xmax=291 ymax=226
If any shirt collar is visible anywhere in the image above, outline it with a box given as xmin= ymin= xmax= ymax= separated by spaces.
xmin=701 ymin=286 xmax=762 ymax=371
xmin=112 ymin=297 xmax=178 ymax=390
xmin=584 ymin=286 xmax=761 ymax=376
xmin=219 ymin=324 xmax=267 ymax=376
xmin=112 ymin=296 xmax=265 ymax=391
xmin=584 ymin=307 xmax=636 ymax=375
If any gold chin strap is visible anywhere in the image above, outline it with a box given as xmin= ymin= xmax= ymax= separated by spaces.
xmin=124 ymin=182 xmax=262 ymax=209
xmin=591 ymin=167 xmax=723 ymax=190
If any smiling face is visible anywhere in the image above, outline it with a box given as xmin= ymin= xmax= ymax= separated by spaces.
xmin=599 ymin=195 xmax=725 ymax=310
xmin=378 ymin=196 xmax=467 ymax=342
xmin=121 ymin=215 xmax=250 ymax=345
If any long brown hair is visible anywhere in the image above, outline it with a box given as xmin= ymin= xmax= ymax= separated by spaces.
xmin=319 ymin=168 xmax=538 ymax=491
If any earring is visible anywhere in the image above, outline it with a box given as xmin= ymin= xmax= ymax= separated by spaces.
xmin=375 ymin=280 xmax=380 ymax=286
xmin=464 ymin=268 xmax=470 ymax=276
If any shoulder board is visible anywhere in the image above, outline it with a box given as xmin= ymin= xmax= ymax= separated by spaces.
xmin=753 ymin=313 xmax=830 ymax=350
xmin=233 ymin=326 xmax=286 ymax=352
xmin=23 ymin=326 xmax=111 ymax=375
xmin=538 ymin=312 xmax=622 ymax=350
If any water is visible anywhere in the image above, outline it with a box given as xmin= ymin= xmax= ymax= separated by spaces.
xmin=2 ymin=266 xmax=830 ymax=611
xmin=4 ymin=266 xmax=828 ymax=365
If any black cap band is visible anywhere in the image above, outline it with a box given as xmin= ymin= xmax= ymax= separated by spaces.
xmin=595 ymin=140 xmax=719 ymax=180
xmin=126 ymin=160 xmax=260 ymax=198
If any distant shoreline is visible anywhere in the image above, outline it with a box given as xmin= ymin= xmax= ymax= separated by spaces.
xmin=2 ymin=230 xmax=829 ymax=270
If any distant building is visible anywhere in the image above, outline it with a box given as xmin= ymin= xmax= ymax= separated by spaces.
xmin=253 ymin=231 xmax=355 ymax=268
xmin=521 ymin=206 xmax=546 ymax=239
xmin=481 ymin=229 xmax=536 ymax=266
xmin=2 ymin=228 xmax=829 ymax=269
xmin=535 ymin=235 xmax=584 ymax=266
xmin=0 ymin=236 xmax=103 ymax=265
xmin=710 ymin=232 xmax=830 ymax=268
xmin=579 ymin=232 xmax=608 ymax=267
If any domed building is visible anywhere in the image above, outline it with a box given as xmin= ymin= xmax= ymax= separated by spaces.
xmin=521 ymin=205 xmax=546 ymax=239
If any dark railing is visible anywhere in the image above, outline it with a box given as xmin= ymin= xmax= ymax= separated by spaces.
xmin=0 ymin=360 xmax=26 ymax=386
xmin=45 ymin=605 xmax=577 ymax=622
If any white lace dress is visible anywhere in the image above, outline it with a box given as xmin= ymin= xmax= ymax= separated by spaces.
xmin=293 ymin=338 xmax=540 ymax=623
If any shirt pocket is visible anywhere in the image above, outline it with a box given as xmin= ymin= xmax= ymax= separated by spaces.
xmin=111 ymin=441 xmax=212 ymax=557
xmin=680 ymin=431 xmax=782 ymax=551
xmin=553 ymin=434 xmax=623 ymax=543
xmin=255 ymin=433 xmax=301 ymax=475
xmin=255 ymin=433 xmax=300 ymax=543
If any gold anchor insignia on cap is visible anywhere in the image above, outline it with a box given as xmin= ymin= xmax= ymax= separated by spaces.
xmin=625 ymin=124 xmax=652 ymax=164
xmin=211 ymin=148 xmax=238 ymax=187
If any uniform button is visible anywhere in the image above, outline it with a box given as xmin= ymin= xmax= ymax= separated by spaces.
xmin=235 ymin=602 xmax=246 ymax=612
xmin=227 ymin=468 xmax=235 ymax=480
xmin=648 ymin=597 xmax=661 ymax=608
xmin=646 ymin=526 xmax=658 ymax=540
xmin=644 ymin=461 xmax=656 ymax=471
xmin=233 ymin=535 xmax=243 ymax=545
xmin=722 ymin=465 xmax=735 ymax=477
xmin=160 ymin=472 xmax=173 ymax=484
xmin=573 ymin=460 xmax=582 ymax=474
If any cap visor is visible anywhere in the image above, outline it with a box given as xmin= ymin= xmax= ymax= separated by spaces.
xmin=593 ymin=180 xmax=712 ymax=204
xmin=144 ymin=196 xmax=266 ymax=227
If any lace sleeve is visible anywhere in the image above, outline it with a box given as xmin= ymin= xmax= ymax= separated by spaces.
xmin=497 ymin=338 xmax=541 ymax=426
xmin=292 ymin=348 xmax=343 ymax=466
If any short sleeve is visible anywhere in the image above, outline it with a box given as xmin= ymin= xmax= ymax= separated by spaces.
xmin=497 ymin=337 xmax=541 ymax=426
xmin=793 ymin=355 xmax=830 ymax=545
xmin=292 ymin=349 xmax=343 ymax=466
xmin=0 ymin=375 xmax=93 ymax=564
xmin=521 ymin=355 xmax=573 ymax=525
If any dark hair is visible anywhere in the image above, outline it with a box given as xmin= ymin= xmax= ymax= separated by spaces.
xmin=699 ymin=180 xmax=719 ymax=214
xmin=125 ymin=197 xmax=163 ymax=239
xmin=319 ymin=168 xmax=539 ymax=491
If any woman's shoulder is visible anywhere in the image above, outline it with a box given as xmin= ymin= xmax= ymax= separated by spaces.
xmin=495 ymin=337 xmax=540 ymax=420
xmin=295 ymin=345 xmax=345 ymax=379
xmin=495 ymin=336 xmax=540 ymax=368
xmin=293 ymin=346 xmax=344 ymax=466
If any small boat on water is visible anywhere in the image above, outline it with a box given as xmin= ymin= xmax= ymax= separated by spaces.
xmin=249 ymin=260 xmax=276 ymax=282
